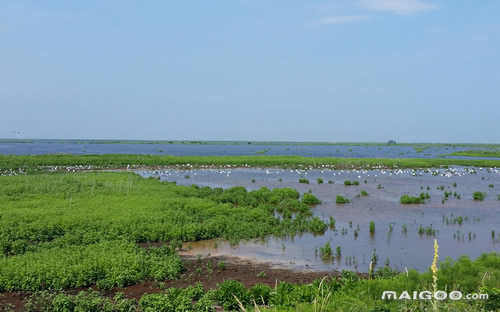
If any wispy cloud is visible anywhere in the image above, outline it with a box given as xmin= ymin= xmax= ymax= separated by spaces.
xmin=359 ymin=0 xmax=436 ymax=15
xmin=319 ymin=15 xmax=369 ymax=25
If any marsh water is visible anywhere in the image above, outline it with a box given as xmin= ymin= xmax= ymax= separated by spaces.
xmin=139 ymin=167 xmax=500 ymax=273
xmin=1 ymin=140 xmax=499 ymax=159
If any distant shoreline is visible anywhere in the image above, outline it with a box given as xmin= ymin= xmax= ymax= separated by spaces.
xmin=1 ymin=138 xmax=499 ymax=148
xmin=2 ymin=154 xmax=500 ymax=171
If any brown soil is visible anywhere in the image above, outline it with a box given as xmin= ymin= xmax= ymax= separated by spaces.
xmin=0 ymin=255 xmax=342 ymax=311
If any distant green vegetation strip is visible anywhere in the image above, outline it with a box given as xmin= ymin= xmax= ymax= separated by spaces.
xmin=2 ymin=154 xmax=500 ymax=171
xmin=2 ymin=138 xmax=500 ymax=148
xmin=445 ymin=150 xmax=500 ymax=158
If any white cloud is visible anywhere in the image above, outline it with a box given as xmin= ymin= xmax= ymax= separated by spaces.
xmin=359 ymin=0 xmax=436 ymax=15
xmin=319 ymin=15 xmax=369 ymax=25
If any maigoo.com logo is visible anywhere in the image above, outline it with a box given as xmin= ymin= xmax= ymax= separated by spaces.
xmin=381 ymin=290 xmax=489 ymax=301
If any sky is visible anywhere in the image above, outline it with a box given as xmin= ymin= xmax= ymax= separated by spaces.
xmin=1 ymin=0 xmax=499 ymax=143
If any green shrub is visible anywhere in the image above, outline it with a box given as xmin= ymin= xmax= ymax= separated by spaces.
xmin=298 ymin=178 xmax=309 ymax=184
xmin=250 ymin=284 xmax=272 ymax=305
xmin=215 ymin=280 xmax=250 ymax=310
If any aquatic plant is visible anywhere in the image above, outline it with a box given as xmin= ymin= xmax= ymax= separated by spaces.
xmin=369 ymin=221 xmax=375 ymax=235
xmin=473 ymin=191 xmax=485 ymax=201
xmin=328 ymin=216 xmax=336 ymax=230
xmin=319 ymin=242 xmax=332 ymax=259
xmin=400 ymin=194 xmax=425 ymax=204
xmin=418 ymin=225 xmax=436 ymax=236
xmin=335 ymin=195 xmax=350 ymax=204
xmin=302 ymin=193 xmax=321 ymax=205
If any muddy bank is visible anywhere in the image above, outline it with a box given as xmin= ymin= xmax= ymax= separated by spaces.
xmin=0 ymin=255 xmax=340 ymax=311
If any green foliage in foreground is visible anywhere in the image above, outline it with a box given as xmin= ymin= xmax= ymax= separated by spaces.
xmin=0 ymin=173 xmax=325 ymax=291
xmin=20 ymin=253 xmax=500 ymax=311
xmin=2 ymin=154 xmax=500 ymax=172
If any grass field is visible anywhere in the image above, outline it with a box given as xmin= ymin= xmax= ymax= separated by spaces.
xmin=0 ymin=172 xmax=325 ymax=291
xmin=0 ymin=172 xmax=499 ymax=311
xmin=2 ymin=154 xmax=500 ymax=173
xmin=445 ymin=150 xmax=500 ymax=158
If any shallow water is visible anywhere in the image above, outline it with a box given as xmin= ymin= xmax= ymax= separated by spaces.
xmin=139 ymin=167 xmax=500 ymax=272
xmin=1 ymin=141 xmax=499 ymax=159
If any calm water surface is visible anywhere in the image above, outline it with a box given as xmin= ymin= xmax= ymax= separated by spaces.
xmin=1 ymin=141 xmax=498 ymax=159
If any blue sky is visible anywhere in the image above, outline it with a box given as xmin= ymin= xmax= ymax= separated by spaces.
xmin=1 ymin=0 xmax=499 ymax=142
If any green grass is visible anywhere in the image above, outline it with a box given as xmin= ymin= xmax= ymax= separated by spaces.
xmin=0 ymin=172 xmax=326 ymax=292
xmin=20 ymin=253 xmax=500 ymax=312
xmin=3 ymin=154 xmax=500 ymax=172
xmin=445 ymin=150 xmax=500 ymax=158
